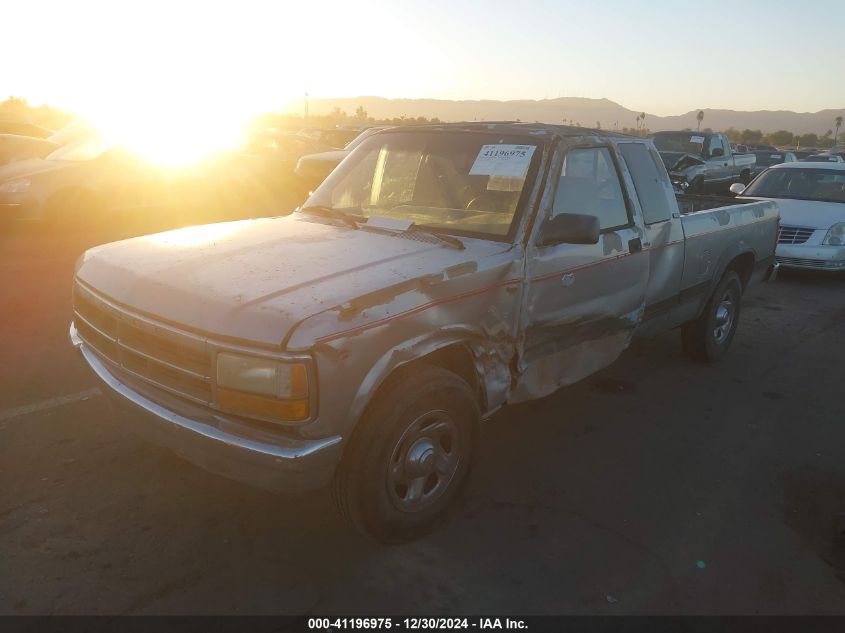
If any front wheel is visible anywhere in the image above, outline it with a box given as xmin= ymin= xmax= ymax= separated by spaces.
xmin=334 ymin=364 xmax=479 ymax=543
xmin=681 ymin=270 xmax=743 ymax=363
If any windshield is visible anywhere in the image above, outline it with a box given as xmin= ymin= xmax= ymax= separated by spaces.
xmin=46 ymin=136 xmax=111 ymax=161
xmin=652 ymin=132 xmax=707 ymax=155
xmin=306 ymin=131 xmax=541 ymax=239
xmin=753 ymin=152 xmax=786 ymax=167
xmin=743 ymin=168 xmax=845 ymax=203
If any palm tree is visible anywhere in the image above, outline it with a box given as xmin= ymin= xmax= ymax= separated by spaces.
xmin=835 ymin=116 xmax=843 ymax=145
xmin=635 ymin=114 xmax=641 ymax=130
xmin=640 ymin=112 xmax=646 ymax=132
xmin=696 ymin=110 xmax=705 ymax=131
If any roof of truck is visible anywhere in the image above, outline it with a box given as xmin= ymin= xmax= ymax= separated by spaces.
xmin=373 ymin=121 xmax=641 ymax=141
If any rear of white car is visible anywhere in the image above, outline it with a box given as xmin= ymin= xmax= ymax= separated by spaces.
xmin=739 ymin=162 xmax=845 ymax=271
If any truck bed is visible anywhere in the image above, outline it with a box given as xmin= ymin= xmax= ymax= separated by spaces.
xmin=676 ymin=194 xmax=759 ymax=215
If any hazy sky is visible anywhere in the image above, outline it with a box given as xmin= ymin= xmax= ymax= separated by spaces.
xmin=3 ymin=0 xmax=843 ymax=120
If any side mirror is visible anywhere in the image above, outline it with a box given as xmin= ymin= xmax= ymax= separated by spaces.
xmin=710 ymin=147 xmax=724 ymax=158
xmin=729 ymin=183 xmax=746 ymax=196
xmin=537 ymin=213 xmax=600 ymax=247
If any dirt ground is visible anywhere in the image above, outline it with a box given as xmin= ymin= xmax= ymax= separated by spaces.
xmin=1 ymin=225 xmax=844 ymax=615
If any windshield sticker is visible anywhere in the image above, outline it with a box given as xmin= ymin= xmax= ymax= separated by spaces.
xmin=689 ymin=135 xmax=705 ymax=145
xmin=771 ymin=154 xmax=781 ymax=159
xmin=470 ymin=144 xmax=535 ymax=178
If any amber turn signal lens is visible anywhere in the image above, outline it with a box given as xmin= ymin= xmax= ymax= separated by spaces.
xmin=217 ymin=387 xmax=310 ymax=421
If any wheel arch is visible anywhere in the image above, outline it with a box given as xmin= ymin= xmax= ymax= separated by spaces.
xmin=344 ymin=331 xmax=496 ymax=440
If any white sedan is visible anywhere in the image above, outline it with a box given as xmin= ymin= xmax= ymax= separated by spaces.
xmin=731 ymin=162 xmax=845 ymax=271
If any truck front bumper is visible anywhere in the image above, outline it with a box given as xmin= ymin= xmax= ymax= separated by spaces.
xmin=72 ymin=326 xmax=343 ymax=494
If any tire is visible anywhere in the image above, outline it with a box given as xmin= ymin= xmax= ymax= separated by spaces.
xmin=681 ymin=270 xmax=743 ymax=363
xmin=334 ymin=364 xmax=479 ymax=543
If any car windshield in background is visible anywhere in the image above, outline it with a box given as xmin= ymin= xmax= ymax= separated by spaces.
xmin=802 ymin=155 xmax=843 ymax=163
xmin=753 ymin=152 xmax=786 ymax=167
xmin=307 ymin=132 xmax=541 ymax=239
xmin=651 ymin=132 xmax=707 ymax=155
xmin=743 ymin=168 xmax=845 ymax=203
xmin=46 ymin=136 xmax=111 ymax=161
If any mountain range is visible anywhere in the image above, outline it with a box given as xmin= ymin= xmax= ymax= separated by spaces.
xmin=294 ymin=96 xmax=845 ymax=135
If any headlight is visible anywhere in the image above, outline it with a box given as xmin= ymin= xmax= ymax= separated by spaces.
xmin=823 ymin=222 xmax=845 ymax=246
xmin=0 ymin=178 xmax=31 ymax=193
xmin=216 ymin=352 xmax=310 ymax=421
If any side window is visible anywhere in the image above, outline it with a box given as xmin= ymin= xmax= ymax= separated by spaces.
xmin=618 ymin=143 xmax=674 ymax=224
xmin=707 ymin=136 xmax=721 ymax=157
xmin=552 ymin=147 xmax=630 ymax=231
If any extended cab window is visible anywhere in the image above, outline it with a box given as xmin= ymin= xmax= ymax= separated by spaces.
xmin=619 ymin=143 xmax=674 ymax=224
xmin=552 ymin=147 xmax=630 ymax=231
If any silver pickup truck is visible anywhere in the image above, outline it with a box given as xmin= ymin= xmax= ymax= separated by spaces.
xmin=71 ymin=124 xmax=779 ymax=542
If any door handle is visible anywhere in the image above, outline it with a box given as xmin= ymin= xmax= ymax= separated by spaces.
xmin=628 ymin=237 xmax=643 ymax=253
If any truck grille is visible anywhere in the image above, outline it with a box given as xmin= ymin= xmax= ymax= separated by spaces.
xmin=777 ymin=226 xmax=815 ymax=245
xmin=73 ymin=282 xmax=213 ymax=404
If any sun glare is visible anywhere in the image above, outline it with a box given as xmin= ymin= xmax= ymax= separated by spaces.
xmin=85 ymin=103 xmax=251 ymax=167
xmin=141 ymin=221 xmax=251 ymax=247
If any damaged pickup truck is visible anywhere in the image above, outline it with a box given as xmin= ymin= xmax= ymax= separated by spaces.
xmin=653 ymin=131 xmax=757 ymax=194
xmin=71 ymin=124 xmax=779 ymax=542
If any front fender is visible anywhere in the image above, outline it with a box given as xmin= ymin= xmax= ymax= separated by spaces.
xmin=342 ymin=325 xmax=513 ymax=435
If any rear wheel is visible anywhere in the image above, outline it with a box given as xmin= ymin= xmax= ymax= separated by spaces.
xmin=682 ymin=271 xmax=743 ymax=363
xmin=334 ymin=364 xmax=479 ymax=543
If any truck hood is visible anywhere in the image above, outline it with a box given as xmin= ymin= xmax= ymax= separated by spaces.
xmin=76 ymin=214 xmax=500 ymax=348
xmin=741 ymin=197 xmax=845 ymax=229
xmin=659 ymin=151 xmax=704 ymax=172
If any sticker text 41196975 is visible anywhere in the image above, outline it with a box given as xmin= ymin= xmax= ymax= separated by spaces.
xmin=469 ymin=144 xmax=536 ymax=179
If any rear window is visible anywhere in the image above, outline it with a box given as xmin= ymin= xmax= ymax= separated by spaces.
xmin=753 ymin=152 xmax=786 ymax=167
xmin=618 ymin=143 xmax=675 ymax=224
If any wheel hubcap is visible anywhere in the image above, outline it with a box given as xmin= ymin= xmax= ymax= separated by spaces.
xmin=713 ymin=293 xmax=734 ymax=344
xmin=387 ymin=411 xmax=460 ymax=513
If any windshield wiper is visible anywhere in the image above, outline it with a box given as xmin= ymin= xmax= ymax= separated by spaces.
xmin=409 ymin=224 xmax=465 ymax=250
xmin=300 ymin=205 xmax=361 ymax=229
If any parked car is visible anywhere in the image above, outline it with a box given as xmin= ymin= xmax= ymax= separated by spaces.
xmin=652 ymin=131 xmax=756 ymax=193
xmin=730 ymin=143 xmax=750 ymax=154
xmin=70 ymin=123 xmax=779 ymax=542
xmin=749 ymin=150 xmax=797 ymax=178
xmin=0 ymin=133 xmax=60 ymax=166
xmin=791 ymin=150 xmax=816 ymax=160
xmin=294 ymin=126 xmax=393 ymax=192
xmin=0 ymin=119 xmax=54 ymax=138
xmin=298 ymin=126 xmax=364 ymax=149
xmin=0 ymin=120 xmax=98 ymax=167
xmin=242 ymin=131 xmax=334 ymax=201
xmin=0 ymin=134 xmax=261 ymax=231
xmin=801 ymin=154 xmax=844 ymax=163
xmin=731 ymin=162 xmax=845 ymax=271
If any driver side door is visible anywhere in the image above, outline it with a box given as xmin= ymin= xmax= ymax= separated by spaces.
xmin=512 ymin=144 xmax=649 ymax=402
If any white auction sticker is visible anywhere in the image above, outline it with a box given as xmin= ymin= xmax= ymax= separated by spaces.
xmin=689 ymin=135 xmax=705 ymax=144
xmin=469 ymin=144 xmax=535 ymax=178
